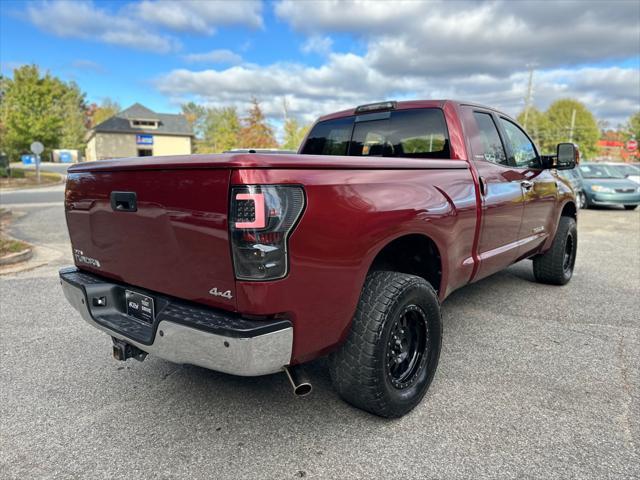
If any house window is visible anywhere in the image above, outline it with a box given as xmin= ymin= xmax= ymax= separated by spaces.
xmin=137 ymin=148 xmax=153 ymax=157
xmin=131 ymin=120 xmax=158 ymax=129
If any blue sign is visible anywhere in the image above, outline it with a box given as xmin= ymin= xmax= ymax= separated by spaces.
xmin=59 ymin=151 xmax=72 ymax=163
xmin=21 ymin=154 xmax=35 ymax=165
xmin=136 ymin=134 xmax=153 ymax=145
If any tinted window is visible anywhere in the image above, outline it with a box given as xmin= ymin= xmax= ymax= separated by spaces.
xmin=301 ymin=108 xmax=449 ymax=158
xmin=350 ymin=109 xmax=449 ymax=158
xmin=301 ymin=116 xmax=353 ymax=155
xmin=499 ymin=118 xmax=538 ymax=168
xmin=472 ymin=112 xmax=507 ymax=166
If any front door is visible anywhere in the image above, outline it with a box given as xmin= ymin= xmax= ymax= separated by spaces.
xmin=496 ymin=117 xmax=558 ymax=258
xmin=462 ymin=107 xmax=525 ymax=281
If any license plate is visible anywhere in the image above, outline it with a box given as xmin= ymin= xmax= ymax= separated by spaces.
xmin=125 ymin=290 xmax=155 ymax=324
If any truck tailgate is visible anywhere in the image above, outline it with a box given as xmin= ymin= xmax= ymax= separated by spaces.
xmin=64 ymin=168 xmax=236 ymax=311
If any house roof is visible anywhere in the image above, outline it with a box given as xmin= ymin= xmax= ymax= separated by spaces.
xmin=91 ymin=103 xmax=193 ymax=137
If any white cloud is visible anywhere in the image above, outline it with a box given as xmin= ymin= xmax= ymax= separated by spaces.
xmin=277 ymin=0 xmax=640 ymax=76
xmin=184 ymin=49 xmax=243 ymax=65
xmin=156 ymin=56 xmax=640 ymax=126
xmin=25 ymin=0 xmax=179 ymax=53
xmin=301 ymin=36 xmax=333 ymax=56
xmin=70 ymin=59 xmax=106 ymax=73
xmin=135 ymin=0 xmax=263 ymax=34
xmin=24 ymin=0 xmax=265 ymax=53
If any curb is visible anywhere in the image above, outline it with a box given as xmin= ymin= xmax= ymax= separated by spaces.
xmin=0 ymin=248 xmax=33 ymax=266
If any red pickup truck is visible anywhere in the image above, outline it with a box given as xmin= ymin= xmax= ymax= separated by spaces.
xmin=61 ymin=100 xmax=578 ymax=417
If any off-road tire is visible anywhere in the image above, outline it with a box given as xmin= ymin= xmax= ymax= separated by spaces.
xmin=533 ymin=216 xmax=577 ymax=285
xmin=624 ymin=205 xmax=637 ymax=211
xmin=329 ymin=271 xmax=442 ymax=418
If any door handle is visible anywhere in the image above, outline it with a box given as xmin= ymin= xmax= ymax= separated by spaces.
xmin=521 ymin=180 xmax=534 ymax=191
xmin=478 ymin=176 xmax=487 ymax=196
xmin=110 ymin=191 xmax=137 ymax=212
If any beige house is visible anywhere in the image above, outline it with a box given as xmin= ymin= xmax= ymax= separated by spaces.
xmin=85 ymin=103 xmax=193 ymax=161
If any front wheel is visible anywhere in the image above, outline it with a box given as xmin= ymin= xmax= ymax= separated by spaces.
xmin=577 ymin=191 xmax=586 ymax=209
xmin=624 ymin=205 xmax=638 ymax=211
xmin=533 ymin=216 xmax=577 ymax=285
xmin=329 ymin=271 xmax=442 ymax=418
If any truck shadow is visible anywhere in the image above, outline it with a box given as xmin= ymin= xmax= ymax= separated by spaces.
xmin=139 ymin=260 xmax=538 ymax=429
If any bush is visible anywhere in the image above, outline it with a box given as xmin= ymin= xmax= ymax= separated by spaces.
xmin=0 ymin=168 xmax=26 ymax=179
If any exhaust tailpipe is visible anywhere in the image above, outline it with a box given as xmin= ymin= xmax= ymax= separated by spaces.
xmin=284 ymin=365 xmax=312 ymax=397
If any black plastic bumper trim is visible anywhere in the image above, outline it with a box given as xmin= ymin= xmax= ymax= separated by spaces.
xmin=59 ymin=267 xmax=291 ymax=345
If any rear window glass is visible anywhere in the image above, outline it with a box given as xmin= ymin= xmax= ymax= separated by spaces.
xmin=300 ymin=116 xmax=353 ymax=156
xmin=301 ymin=108 xmax=450 ymax=159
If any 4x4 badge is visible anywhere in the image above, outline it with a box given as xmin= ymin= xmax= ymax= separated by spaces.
xmin=208 ymin=287 xmax=233 ymax=300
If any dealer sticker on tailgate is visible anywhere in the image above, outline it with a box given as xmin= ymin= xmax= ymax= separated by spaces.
xmin=125 ymin=290 xmax=155 ymax=323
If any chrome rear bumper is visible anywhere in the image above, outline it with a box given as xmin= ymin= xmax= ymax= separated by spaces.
xmin=60 ymin=268 xmax=293 ymax=376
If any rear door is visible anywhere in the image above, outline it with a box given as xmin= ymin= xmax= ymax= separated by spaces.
xmin=461 ymin=107 xmax=525 ymax=280
xmin=496 ymin=117 xmax=558 ymax=257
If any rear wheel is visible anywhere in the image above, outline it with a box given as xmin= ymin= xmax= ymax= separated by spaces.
xmin=329 ymin=271 xmax=441 ymax=418
xmin=533 ymin=216 xmax=577 ymax=285
xmin=624 ymin=205 xmax=638 ymax=211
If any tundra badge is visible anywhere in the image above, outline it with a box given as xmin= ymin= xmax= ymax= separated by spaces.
xmin=73 ymin=249 xmax=101 ymax=268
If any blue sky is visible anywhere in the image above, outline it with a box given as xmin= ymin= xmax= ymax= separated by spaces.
xmin=1 ymin=1 xmax=639 ymax=126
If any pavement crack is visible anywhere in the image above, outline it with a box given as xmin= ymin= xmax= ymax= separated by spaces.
xmin=616 ymin=333 xmax=636 ymax=453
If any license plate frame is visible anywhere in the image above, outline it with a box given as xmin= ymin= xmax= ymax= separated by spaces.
xmin=125 ymin=290 xmax=155 ymax=324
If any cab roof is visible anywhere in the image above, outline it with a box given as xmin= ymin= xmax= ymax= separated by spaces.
xmin=316 ymin=99 xmax=510 ymax=123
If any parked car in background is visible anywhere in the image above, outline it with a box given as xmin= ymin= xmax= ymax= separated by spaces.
xmin=557 ymin=167 xmax=586 ymax=209
xmin=579 ymin=163 xmax=640 ymax=210
xmin=605 ymin=162 xmax=640 ymax=184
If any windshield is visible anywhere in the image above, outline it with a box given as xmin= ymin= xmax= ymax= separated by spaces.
xmin=609 ymin=163 xmax=640 ymax=176
xmin=301 ymin=108 xmax=450 ymax=159
xmin=579 ymin=164 xmax=626 ymax=179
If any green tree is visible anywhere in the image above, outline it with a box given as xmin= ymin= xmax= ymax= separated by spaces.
xmin=89 ymin=98 xmax=120 ymax=127
xmin=282 ymin=117 xmax=309 ymax=151
xmin=517 ymin=107 xmax=552 ymax=152
xmin=202 ymin=106 xmax=241 ymax=152
xmin=238 ymin=98 xmax=276 ymax=148
xmin=57 ymin=81 xmax=88 ymax=151
xmin=545 ymin=99 xmax=599 ymax=159
xmin=0 ymin=65 xmax=89 ymax=160
xmin=627 ymin=111 xmax=640 ymax=140
xmin=181 ymin=101 xmax=207 ymax=140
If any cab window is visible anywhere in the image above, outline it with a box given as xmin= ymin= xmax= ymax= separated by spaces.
xmin=498 ymin=118 xmax=539 ymax=168
xmin=301 ymin=108 xmax=450 ymax=159
xmin=301 ymin=116 xmax=353 ymax=155
xmin=472 ymin=112 xmax=508 ymax=166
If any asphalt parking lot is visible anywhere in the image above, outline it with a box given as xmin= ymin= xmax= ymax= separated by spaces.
xmin=1 ymin=188 xmax=638 ymax=479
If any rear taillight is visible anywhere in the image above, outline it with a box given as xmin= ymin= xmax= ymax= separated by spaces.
xmin=230 ymin=185 xmax=305 ymax=280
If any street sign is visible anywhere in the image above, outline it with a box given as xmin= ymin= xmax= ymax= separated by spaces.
xmin=30 ymin=141 xmax=44 ymax=155
xmin=30 ymin=141 xmax=44 ymax=183
xmin=626 ymin=139 xmax=638 ymax=152
xmin=136 ymin=134 xmax=153 ymax=145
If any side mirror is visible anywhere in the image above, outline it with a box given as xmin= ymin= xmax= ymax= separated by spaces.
xmin=556 ymin=143 xmax=579 ymax=170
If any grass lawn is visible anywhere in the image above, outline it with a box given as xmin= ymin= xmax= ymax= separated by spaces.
xmin=0 ymin=236 xmax=30 ymax=257
xmin=0 ymin=170 xmax=62 ymax=189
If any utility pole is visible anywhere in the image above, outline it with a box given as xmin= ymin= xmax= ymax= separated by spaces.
xmin=568 ymin=109 xmax=577 ymax=143
xmin=282 ymin=97 xmax=289 ymax=123
xmin=522 ymin=65 xmax=535 ymax=130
